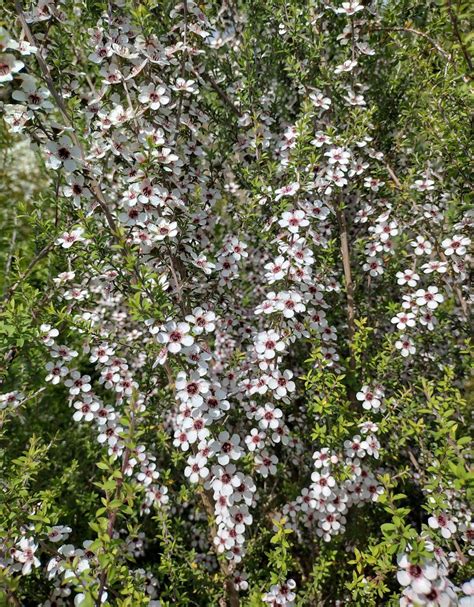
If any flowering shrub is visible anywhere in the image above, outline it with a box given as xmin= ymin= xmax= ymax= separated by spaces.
xmin=0 ymin=0 xmax=472 ymax=605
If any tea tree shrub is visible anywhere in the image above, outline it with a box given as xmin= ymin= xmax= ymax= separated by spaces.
xmin=0 ymin=0 xmax=472 ymax=605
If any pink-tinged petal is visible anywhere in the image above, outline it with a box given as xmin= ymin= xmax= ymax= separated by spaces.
xmin=412 ymin=577 xmax=431 ymax=594
xmin=397 ymin=570 xmax=411 ymax=587
xmin=441 ymin=528 xmax=451 ymax=539
xmin=423 ymin=564 xmax=438 ymax=580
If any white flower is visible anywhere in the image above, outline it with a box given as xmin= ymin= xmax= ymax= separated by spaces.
xmin=276 ymin=290 xmax=306 ymax=318
xmin=157 ymin=321 xmax=194 ymax=354
xmin=12 ymin=74 xmax=52 ymax=110
xmin=254 ymin=451 xmax=278 ymax=477
xmin=40 ymin=324 xmax=59 ymax=347
xmin=312 ymin=448 xmax=338 ymax=469
xmin=356 ymin=385 xmax=383 ymax=411
xmin=363 ymin=258 xmax=384 ymax=277
xmin=0 ymin=53 xmax=24 ymax=83
xmin=421 ymin=260 xmax=448 ymax=274
xmin=137 ymin=462 xmax=160 ymax=486
xmin=311 ymin=470 xmax=336 ymax=497
xmin=411 ymin=236 xmax=432 ymax=256
xmin=267 ymin=369 xmax=295 ymax=399
xmin=138 ymin=83 xmax=170 ymax=109
xmin=275 ymin=182 xmax=300 ymax=200
xmin=149 ymin=219 xmax=178 ymax=241
xmin=185 ymin=308 xmax=216 ymax=334
xmin=97 ymin=423 xmax=123 ymax=447
xmin=73 ymin=396 xmax=100 ymax=422
xmin=395 ymin=335 xmax=416 ymax=357
xmin=309 ymin=90 xmax=331 ymax=111
xmin=172 ymin=78 xmax=198 ymax=94
xmin=334 ymin=59 xmax=357 ymax=74
xmin=415 ymin=286 xmax=444 ymax=310
xmin=344 ymin=90 xmax=366 ymax=106
xmin=441 ymin=234 xmax=470 ymax=256
xmin=278 ymin=209 xmax=309 ymax=233
xmin=256 ymin=403 xmax=283 ymax=430
xmin=428 ymin=513 xmax=457 ymax=539
xmin=325 ymin=147 xmax=351 ymax=166
xmin=90 ymin=343 xmax=115 ymax=364
xmin=0 ymin=391 xmax=24 ymax=410
xmin=411 ymin=177 xmax=435 ymax=192
xmin=311 ymin=131 xmax=332 ymax=147
xmin=211 ymin=432 xmax=243 ymax=466
xmin=245 ymin=428 xmax=266 ymax=452
xmin=45 ymin=135 xmax=81 ymax=172
xmin=335 ymin=1 xmax=364 ymax=16
xmin=47 ymin=525 xmax=72 ymax=543
xmin=396 ymin=554 xmax=438 ymax=594
xmin=363 ymin=177 xmax=384 ymax=191
xmin=460 ymin=580 xmax=474 ymax=606
xmin=15 ymin=40 xmax=38 ymax=56
xmin=344 ymin=435 xmax=367 ymax=458
xmin=374 ymin=220 xmax=398 ymax=242
xmin=396 ymin=269 xmax=420 ymax=287
xmin=65 ymin=371 xmax=92 ymax=395
xmin=14 ymin=537 xmax=40 ymax=575
xmin=56 ymin=228 xmax=85 ymax=248
xmin=45 ymin=361 xmax=69 ymax=384
xmin=176 ymin=371 xmax=209 ymax=407
xmin=211 ymin=464 xmax=240 ymax=497
xmin=254 ymin=330 xmax=285 ymax=360
xmin=363 ymin=435 xmax=381 ymax=459
xmin=185 ymin=454 xmax=209 ymax=483
xmin=264 ymin=256 xmax=290 ymax=283
xmin=63 ymin=174 xmax=90 ymax=203
xmin=391 ymin=312 xmax=416 ymax=331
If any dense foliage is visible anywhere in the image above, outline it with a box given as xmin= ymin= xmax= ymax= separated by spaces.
xmin=0 ymin=0 xmax=472 ymax=605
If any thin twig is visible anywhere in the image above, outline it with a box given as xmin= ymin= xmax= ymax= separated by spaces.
xmin=96 ymin=394 xmax=136 ymax=606
xmin=3 ymin=213 xmax=18 ymax=294
xmin=15 ymin=1 xmax=119 ymax=240
xmin=174 ymin=0 xmax=188 ymax=139
xmin=15 ymin=1 xmax=74 ymax=126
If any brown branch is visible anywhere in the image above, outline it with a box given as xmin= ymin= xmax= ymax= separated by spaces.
xmin=2 ymin=240 xmax=56 ymax=301
xmin=198 ymin=487 xmax=240 ymax=607
xmin=14 ymin=1 xmax=74 ymax=126
xmin=193 ymin=67 xmax=242 ymax=117
xmin=445 ymin=0 xmax=473 ymax=74
xmin=2 ymin=213 xmax=18 ymax=295
xmin=204 ymin=72 xmax=242 ymax=117
xmin=5 ymin=590 xmax=21 ymax=607
xmin=453 ymin=538 xmax=467 ymax=565
xmin=370 ymin=26 xmax=450 ymax=61
xmin=89 ymin=180 xmax=119 ymax=238
xmin=96 ymin=395 xmax=136 ymax=606
xmin=335 ymin=202 xmax=356 ymax=379
xmin=174 ymin=0 xmax=188 ymax=140
xmin=384 ymin=161 xmax=402 ymax=190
